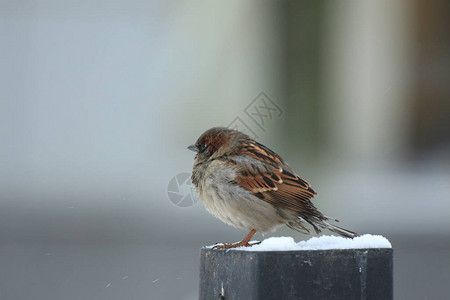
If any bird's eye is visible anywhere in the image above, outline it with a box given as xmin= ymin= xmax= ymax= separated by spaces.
xmin=197 ymin=143 xmax=207 ymax=153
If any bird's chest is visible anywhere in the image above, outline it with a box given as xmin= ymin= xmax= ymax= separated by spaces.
xmin=192 ymin=160 xmax=236 ymax=194
xmin=193 ymin=162 xmax=246 ymax=227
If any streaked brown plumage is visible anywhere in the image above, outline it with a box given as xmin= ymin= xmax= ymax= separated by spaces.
xmin=189 ymin=127 xmax=357 ymax=248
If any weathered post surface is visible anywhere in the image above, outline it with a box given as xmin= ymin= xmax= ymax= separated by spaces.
xmin=200 ymin=247 xmax=393 ymax=300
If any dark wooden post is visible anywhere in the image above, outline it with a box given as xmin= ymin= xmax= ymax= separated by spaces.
xmin=200 ymin=248 xmax=393 ymax=300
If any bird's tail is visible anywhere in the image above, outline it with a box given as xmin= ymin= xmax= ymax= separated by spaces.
xmin=289 ymin=215 xmax=358 ymax=238
xmin=320 ymin=220 xmax=358 ymax=238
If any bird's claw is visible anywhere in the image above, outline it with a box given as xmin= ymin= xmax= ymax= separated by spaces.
xmin=212 ymin=241 xmax=261 ymax=250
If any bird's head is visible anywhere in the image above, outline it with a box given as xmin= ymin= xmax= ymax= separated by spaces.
xmin=188 ymin=127 xmax=249 ymax=163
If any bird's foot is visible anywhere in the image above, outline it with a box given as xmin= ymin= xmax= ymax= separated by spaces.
xmin=212 ymin=240 xmax=261 ymax=249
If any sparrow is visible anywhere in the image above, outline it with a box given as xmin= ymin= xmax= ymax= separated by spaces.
xmin=188 ymin=127 xmax=357 ymax=249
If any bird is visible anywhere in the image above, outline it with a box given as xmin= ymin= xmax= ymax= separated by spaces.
xmin=188 ymin=127 xmax=357 ymax=249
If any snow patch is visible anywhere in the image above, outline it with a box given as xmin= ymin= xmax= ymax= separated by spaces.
xmin=209 ymin=234 xmax=391 ymax=251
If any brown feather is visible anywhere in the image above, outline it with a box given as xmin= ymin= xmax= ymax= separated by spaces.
xmin=230 ymin=140 xmax=320 ymax=217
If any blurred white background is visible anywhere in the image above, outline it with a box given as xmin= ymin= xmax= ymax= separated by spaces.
xmin=1 ymin=0 xmax=449 ymax=299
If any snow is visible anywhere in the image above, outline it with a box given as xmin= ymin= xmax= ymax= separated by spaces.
xmin=210 ymin=234 xmax=392 ymax=251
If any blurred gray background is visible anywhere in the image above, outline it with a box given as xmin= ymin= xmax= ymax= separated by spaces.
xmin=1 ymin=0 xmax=449 ymax=299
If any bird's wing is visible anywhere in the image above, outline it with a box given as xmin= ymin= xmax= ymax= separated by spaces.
xmin=228 ymin=141 xmax=318 ymax=214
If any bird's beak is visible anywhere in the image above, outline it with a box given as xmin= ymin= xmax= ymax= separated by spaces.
xmin=187 ymin=144 xmax=198 ymax=153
